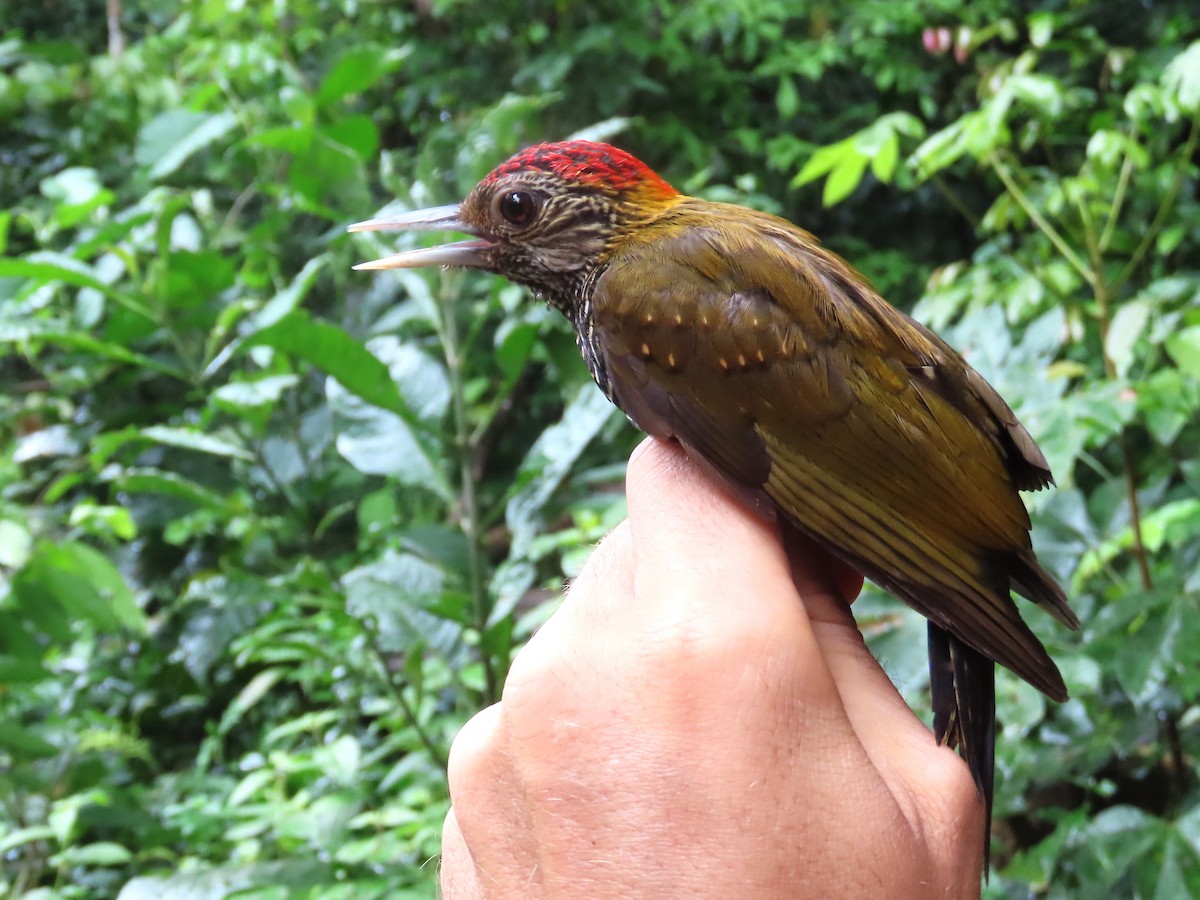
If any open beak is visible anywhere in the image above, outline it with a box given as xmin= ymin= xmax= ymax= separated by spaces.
xmin=347 ymin=203 xmax=493 ymax=270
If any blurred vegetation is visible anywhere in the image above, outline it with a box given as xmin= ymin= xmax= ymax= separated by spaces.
xmin=1 ymin=0 xmax=1198 ymax=896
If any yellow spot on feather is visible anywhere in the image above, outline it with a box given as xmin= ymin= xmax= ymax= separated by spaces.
xmin=641 ymin=342 xmax=652 ymax=358
xmin=737 ymin=353 xmax=747 ymax=368
xmin=718 ymin=358 xmax=730 ymax=371
xmin=667 ymin=352 xmax=677 ymax=368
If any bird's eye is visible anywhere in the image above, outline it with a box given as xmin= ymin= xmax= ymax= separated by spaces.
xmin=498 ymin=190 xmax=539 ymax=227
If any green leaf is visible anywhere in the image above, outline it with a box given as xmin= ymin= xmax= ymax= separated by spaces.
xmin=823 ymin=152 xmax=869 ymax=206
xmin=140 ymin=425 xmax=253 ymax=460
xmin=315 ymin=45 xmax=405 ymax=107
xmin=343 ymin=550 xmax=462 ymax=657
xmin=505 ymin=384 xmax=618 ymax=561
xmin=327 ymin=337 xmax=451 ymax=496
xmin=136 ymin=109 xmax=238 ymax=179
xmin=117 ymin=861 xmax=333 ymax=900
xmin=910 ymin=117 xmax=971 ymax=179
xmin=212 ymin=374 xmax=301 ymax=409
xmin=0 ymin=825 xmax=58 ymax=855
xmin=870 ymin=132 xmax=899 ymax=183
xmin=1105 ymin=299 xmax=1152 ymax=377
xmin=1165 ymin=326 xmax=1200 ymax=377
xmin=1163 ymin=40 xmax=1200 ymax=113
xmin=792 ymin=140 xmax=848 ymax=187
xmin=243 ymin=310 xmax=410 ymax=417
xmin=0 ymin=519 xmax=33 ymax=568
xmin=216 ymin=668 xmax=286 ymax=738
xmin=14 ymin=540 xmax=146 ymax=634
xmin=776 ymin=75 xmax=799 ymax=119
xmin=50 ymin=841 xmax=133 ymax=867
xmin=105 ymin=468 xmax=232 ymax=511
xmin=321 ymin=115 xmax=379 ymax=161
xmin=0 ymin=724 xmax=59 ymax=759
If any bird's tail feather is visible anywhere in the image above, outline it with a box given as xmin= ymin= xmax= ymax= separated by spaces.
xmin=929 ymin=622 xmax=996 ymax=875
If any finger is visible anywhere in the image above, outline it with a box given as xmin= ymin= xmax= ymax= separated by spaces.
xmin=561 ymin=519 xmax=635 ymax=620
xmin=440 ymin=808 xmax=485 ymax=899
xmin=623 ymin=438 xmax=795 ymax=625
xmin=784 ymin=531 xmax=968 ymax=805
xmin=783 ymin=530 xmax=863 ymax=626
xmin=446 ymin=703 xmax=535 ymax=858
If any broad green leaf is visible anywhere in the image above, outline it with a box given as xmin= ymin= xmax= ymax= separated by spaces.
xmin=140 ymin=425 xmax=253 ymax=460
xmin=565 ymin=116 xmax=633 ymax=144
xmin=1165 ymin=325 xmax=1200 ymax=376
xmin=342 ymin=551 xmax=463 ymax=657
xmin=0 ymin=825 xmax=58 ymax=855
xmin=505 ymin=384 xmax=618 ymax=561
xmin=776 ymin=75 xmax=799 ymax=119
xmin=251 ymin=256 xmax=327 ymax=332
xmin=0 ymin=655 xmax=48 ymax=682
xmin=0 ymin=520 xmax=32 ymax=568
xmin=1163 ymin=40 xmax=1200 ymax=113
xmin=15 ymin=540 xmax=146 ymax=634
xmin=117 ymin=861 xmax=333 ymax=900
xmin=212 ymin=374 xmax=301 ymax=409
xmin=106 ymin=468 xmax=232 ymax=511
xmin=823 ymin=152 xmax=869 ymax=206
xmin=50 ymin=842 xmax=133 ymax=867
xmin=910 ymin=117 xmax=971 ymax=178
xmin=315 ymin=45 xmax=406 ymax=107
xmin=243 ymin=310 xmax=410 ymax=417
xmin=322 ymin=115 xmax=379 ymax=162
xmin=0 ymin=724 xmax=59 ymax=759
xmin=136 ymin=109 xmax=238 ymax=179
xmin=1105 ymin=299 xmax=1152 ymax=377
xmin=327 ymin=337 xmax=450 ymax=493
xmin=216 ymin=668 xmax=286 ymax=737
xmin=793 ymin=140 xmax=849 ymax=187
xmin=870 ymin=132 xmax=900 ymax=183
xmin=178 ymin=576 xmax=272 ymax=682
xmin=1009 ymin=73 xmax=1064 ymax=116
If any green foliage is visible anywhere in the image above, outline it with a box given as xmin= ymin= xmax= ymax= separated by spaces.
xmin=1 ymin=1 xmax=1198 ymax=897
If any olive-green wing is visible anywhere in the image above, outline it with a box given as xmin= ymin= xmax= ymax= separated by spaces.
xmin=591 ymin=216 xmax=1074 ymax=697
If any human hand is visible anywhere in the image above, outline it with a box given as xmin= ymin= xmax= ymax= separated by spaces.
xmin=441 ymin=438 xmax=984 ymax=898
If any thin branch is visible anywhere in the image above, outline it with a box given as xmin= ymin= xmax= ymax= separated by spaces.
xmin=434 ymin=275 xmax=497 ymax=702
xmin=931 ymin=174 xmax=982 ymax=230
xmin=106 ymin=0 xmax=124 ymax=58
xmin=1099 ymin=147 xmax=1135 ymax=253
xmin=987 ymin=152 xmax=1095 ymax=287
xmin=360 ymin=621 xmax=449 ymax=771
xmin=1073 ymin=193 xmax=1154 ymax=591
xmin=1111 ymin=112 xmax=1200 ymax=297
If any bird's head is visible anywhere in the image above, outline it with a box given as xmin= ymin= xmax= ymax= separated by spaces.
xmin=349 ymin=141 xmax=679 ymax=314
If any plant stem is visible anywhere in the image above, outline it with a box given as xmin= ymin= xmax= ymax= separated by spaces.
xmin=1099 ymin=145 xmax=1135 ymax=253
xmin=988 ymin=152 xmax=1095 ymax=287
xmin=1074 ymin=197 xmax=1154 ymax=591
xmin=435 ymin=274 xmax=497 ymax=702
xmin=1111 ymin=112 xmax=1200 ymax=297
xmin=361 ymin=620 xmax=449 ymax=770
xmin=931 ymin=174 xmax=982 ymax=230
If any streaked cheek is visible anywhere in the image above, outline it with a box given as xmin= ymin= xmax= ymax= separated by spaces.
xmin=536 ymin=224 xmax=609 ymax=272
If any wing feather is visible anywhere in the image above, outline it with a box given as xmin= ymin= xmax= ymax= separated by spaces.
xmin=591 ymin=208 xmax=1072 ymax=700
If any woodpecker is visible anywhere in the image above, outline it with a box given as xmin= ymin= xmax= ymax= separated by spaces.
xmin=350 ymin=140 xmax=1078 ymax=868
